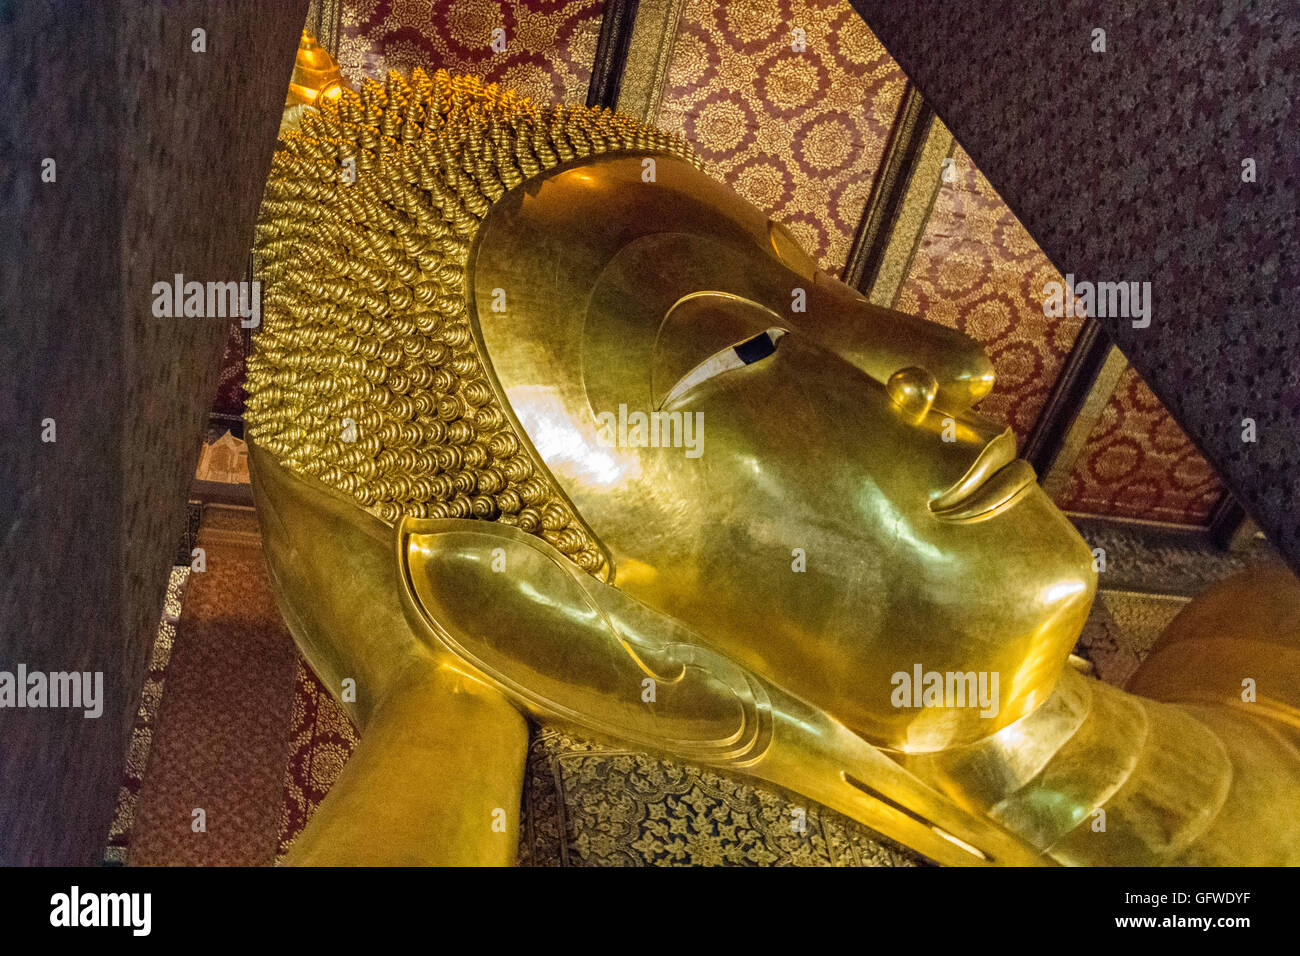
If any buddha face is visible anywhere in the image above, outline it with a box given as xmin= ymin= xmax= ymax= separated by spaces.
xmin=471 ymin=154 xmax=1096 ymax=752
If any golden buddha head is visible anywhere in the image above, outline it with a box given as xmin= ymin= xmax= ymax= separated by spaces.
xmin=246 ymin=69 xmax=1096 ymax=756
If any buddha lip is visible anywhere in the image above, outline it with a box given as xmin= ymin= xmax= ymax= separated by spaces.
xmin=930 ymin=430 xmax=1017 ymax=511
xmin=930 ymin=458 xmax=1037 ymax=522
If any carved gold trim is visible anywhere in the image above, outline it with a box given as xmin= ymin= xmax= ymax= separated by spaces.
xmin=616 ymin=0 xmax=687 ymax=124
xmin=872 ymin=117 xmax=955 ymax=308
xmin=1041 ymin=345 xmax=1129 ymax=499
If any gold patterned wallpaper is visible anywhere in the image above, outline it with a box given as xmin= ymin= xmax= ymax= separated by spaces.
xmin=1056 ymin=366 xmax=1225 ymax=524
xmin=337 ymin=0 xmax=605 ymax=105
xmin=654 ymin=0 xmax=906 ymax=272
xmin=895 ymin=144 xmax=1087 ymax=440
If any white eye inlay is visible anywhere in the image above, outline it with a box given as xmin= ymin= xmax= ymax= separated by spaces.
xmin=660 ymin=328 xmax=787 ymax=409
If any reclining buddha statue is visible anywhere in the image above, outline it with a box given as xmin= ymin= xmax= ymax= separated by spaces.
xmin=245 ymin=52 xmax=1300 ymax=866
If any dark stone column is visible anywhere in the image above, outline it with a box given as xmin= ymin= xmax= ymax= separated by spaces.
xmin=0 ymin=0 xmax=307 ymax=865
xmin=850 ymin=0 xmax=1300 ymax=572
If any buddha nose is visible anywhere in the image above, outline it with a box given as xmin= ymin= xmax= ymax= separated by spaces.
xmin=886 ymin=366 xmax=939 ymax=421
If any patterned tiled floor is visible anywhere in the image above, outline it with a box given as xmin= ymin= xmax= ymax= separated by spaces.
xmin=1071 ymin=516 xmax=1278 ymax=597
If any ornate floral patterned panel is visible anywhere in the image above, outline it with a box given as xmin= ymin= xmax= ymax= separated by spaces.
xmin=278 ymin=659 xmax=360 ymax=860
xmin=654 ymin=0 xmax=906 ymax=271
xmin=895 ymin=144 xmax=1086 ymax=441
xmin=337 ymin=0 xmax=605 ymax=104
xmin=211 ymin=322 xmax=246 ymax=417
xmin=516 ymin=727 xmax=921 ymax=866
xmin=1056 ymin=366 xmax=1225 ymax=524
xmin=274 ymin=666 xmax=921 ymax=866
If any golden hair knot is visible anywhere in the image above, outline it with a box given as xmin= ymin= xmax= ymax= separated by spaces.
xmin=435 ymin=446 xmax=463 ymax=472
xmin=248 ymin=68 xmax=695 ymax=572
xmin=435 ymin=395 xmax=463 ymax=421
xmin=461 ymin=442 xmax=488 ymax=470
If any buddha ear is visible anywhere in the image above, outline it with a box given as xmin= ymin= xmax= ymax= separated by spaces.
xmin=394 ymin=516 xmax=774 ymax=764
xmin=393 ymin=516 xmax=1042 ymax=867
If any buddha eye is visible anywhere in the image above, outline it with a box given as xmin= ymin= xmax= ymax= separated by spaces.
xmin=660 ymin=328 xmax=787 ymax=409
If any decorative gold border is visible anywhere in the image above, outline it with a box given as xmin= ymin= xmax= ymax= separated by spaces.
xmin=873 ymin=118 xmax=955 ymax=308
xmin=616 ymin=0 xmax=687 ymax=124
xmin=1041 ymin=345 xmax=1128 ymax=499
xmin=842 ymin=84 xmax=930 ymax=296
xmin=306 ymin=0 xmax=341 ymax=56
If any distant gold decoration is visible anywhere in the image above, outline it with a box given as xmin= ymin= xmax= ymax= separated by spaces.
xmin=194 ymin=431 xmax=250 ymax=485
xmin=246 ymin=69 xmax=698 ymax=575
xmin=285 ymin=31 xmax=346 ymax=109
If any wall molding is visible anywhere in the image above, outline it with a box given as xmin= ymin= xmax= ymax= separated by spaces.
xmin=587 ymin=0 xmax=641 ymax=110
xmin=842 ymin=83 xmax=936 ymax=297
xmin=305 ymin=0 xmax=341 ymax=55
xmin=613 ymin=0 xmax=686 ymax=124
xmin=1029 ymin=319 xmax=1127 ymax=495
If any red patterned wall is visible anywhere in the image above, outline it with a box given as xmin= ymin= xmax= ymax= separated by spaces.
xmin=337 ymin=0 xmax=605 ymax=104
xmin=895 ymin=144 xmax=1086 ymax=441
xmin=896 ymin=144 xmax=1224 ymax=523
xmin=211 ymin=321 xmax=246 ymax=417
xmin=655 ymin=0 xmax=906 ymax=272
xmin=1056 ymin=366 xmax=1225 ymax=524
xmin=278 ymin=659 xmax=359 ymax=858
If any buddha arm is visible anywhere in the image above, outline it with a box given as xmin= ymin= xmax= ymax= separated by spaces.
xmin=284 ymin=662 xmax=527 ymax=866
xmin=250 ymin=441 xmax=530 ymax=865
xmin=902 ymin=648 xmax=1300 ymax=865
